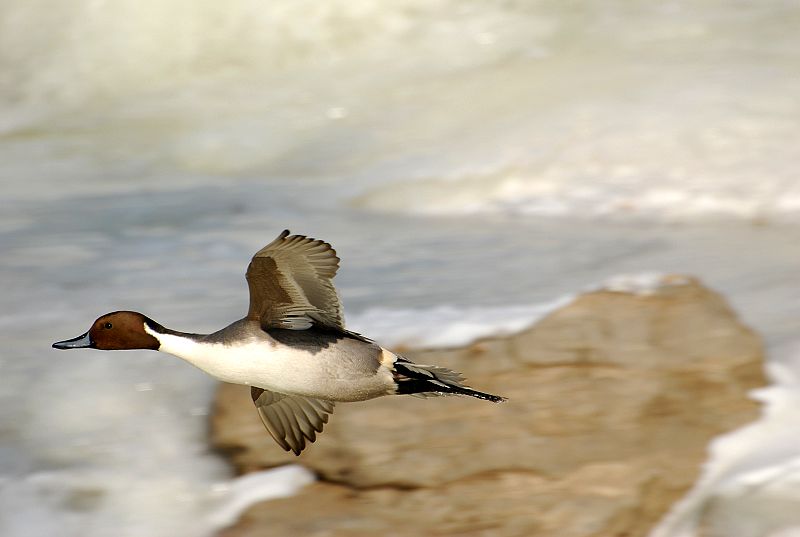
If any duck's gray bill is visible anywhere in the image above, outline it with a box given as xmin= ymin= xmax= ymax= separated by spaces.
xmin=53 ymin=331 xmax=94 ymax=350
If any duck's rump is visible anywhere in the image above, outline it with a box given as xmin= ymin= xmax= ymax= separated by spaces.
xmin=257 ymin=327 xmax=396 ymax=401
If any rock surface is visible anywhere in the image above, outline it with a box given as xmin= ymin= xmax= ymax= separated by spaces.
xmin=212 ymin=276 xmax=766 ymax=537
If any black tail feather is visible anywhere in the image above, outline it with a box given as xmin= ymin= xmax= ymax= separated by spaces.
xmin=393 ymin=360 xmax=507 ymax=403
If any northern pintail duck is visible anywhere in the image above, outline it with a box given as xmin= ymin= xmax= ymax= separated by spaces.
xmin=53 ymin=230 xmax=505 ymax=454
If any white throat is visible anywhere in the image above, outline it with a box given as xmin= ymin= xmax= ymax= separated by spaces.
xmin=143 ymin=325 xmax=228 ymax=379
xmin=143 ymin=324 xmax=271 ymax=386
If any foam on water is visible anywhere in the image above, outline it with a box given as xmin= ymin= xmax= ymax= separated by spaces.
xmin=652 ymin=345 xmax=800 ymax=537
xmin=356 ymin=170 xmax=800 ymax=222
xmin=207 ymin=466 xmax=315 ymax=531
xmin=598 ymin=272 xmax=693 ymax=296
xmin=347 ymin=298 xmax=572 ymax=349
xmin=2 ymin=1 xmax=798 ymax=223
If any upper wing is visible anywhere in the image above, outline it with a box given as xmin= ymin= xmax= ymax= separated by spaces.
xmin=251 ymin=386 xmax=335 ymax=455
xmin=246 ymin=230 xmax=344 ymax=330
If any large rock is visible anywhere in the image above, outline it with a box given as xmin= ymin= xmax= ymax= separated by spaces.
xmin=212 ymin=276 xmax=765 ymax=537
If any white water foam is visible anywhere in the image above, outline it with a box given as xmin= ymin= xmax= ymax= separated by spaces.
xmin=347 ymin=297 xmax=572 ymax=349
xmin=207 ymin=466 xmax=315 ymax=531
xmin=2 ymin=1 xmax=798 ymax=224
xmin=0 ymin=0 xmax=548 ymax=128
xmin=597 ymin=272 xmax=693 ymax=296
xmin=353 ymin=136 xmax=800 ymax=223
xmin=651 ymin=345 xmax=800 ymax=537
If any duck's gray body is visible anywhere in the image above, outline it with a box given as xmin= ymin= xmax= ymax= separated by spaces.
xmin=151 ymin=318 xmax=396 ymax=402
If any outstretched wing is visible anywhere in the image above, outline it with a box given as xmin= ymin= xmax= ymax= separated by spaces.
xmin=251 ymin=386 xmax=335 ymax=455
xmin=246 ymin=230 xmax=344 ymax=330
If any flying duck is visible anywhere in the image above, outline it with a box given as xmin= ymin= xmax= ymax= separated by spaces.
xmin=53 ymin=230 xmax=506 ymax=454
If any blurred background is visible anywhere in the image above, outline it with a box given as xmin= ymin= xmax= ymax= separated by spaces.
xmin=0 ymin=1 xmax=798 ymax=536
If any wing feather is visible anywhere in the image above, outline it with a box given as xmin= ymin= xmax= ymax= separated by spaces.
xmin=246 ymin=230 xmax=344 ymax=330
xmin=251 ymin=387 xmax=335 ymax=455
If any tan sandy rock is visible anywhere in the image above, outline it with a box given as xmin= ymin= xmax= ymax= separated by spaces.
xmin=212 ymin=275 xmax=765 ymax=536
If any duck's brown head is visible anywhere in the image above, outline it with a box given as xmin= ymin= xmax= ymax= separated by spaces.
xmin=53 ymin=311 xmax=161 ymax=351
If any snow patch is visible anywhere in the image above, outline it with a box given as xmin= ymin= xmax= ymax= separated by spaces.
xmin=208 ymin=466 xmax=315 ymax=531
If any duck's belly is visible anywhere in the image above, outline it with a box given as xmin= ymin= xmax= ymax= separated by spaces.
xmin=167 ymin=334 xmax=396 ymax=402
xmin=245 ymin=342 xmax=395 ymax=401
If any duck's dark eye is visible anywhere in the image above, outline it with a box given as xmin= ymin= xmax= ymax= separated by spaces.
xmin=104 ymin=322 xmax=113 ymax=329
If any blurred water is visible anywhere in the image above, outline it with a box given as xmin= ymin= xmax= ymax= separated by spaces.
xmin=0 ymin=1 xmax=799 ymax=536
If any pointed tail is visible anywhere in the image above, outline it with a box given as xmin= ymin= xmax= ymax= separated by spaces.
xmin=392 ymin=358 xmax=507 ymax=403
